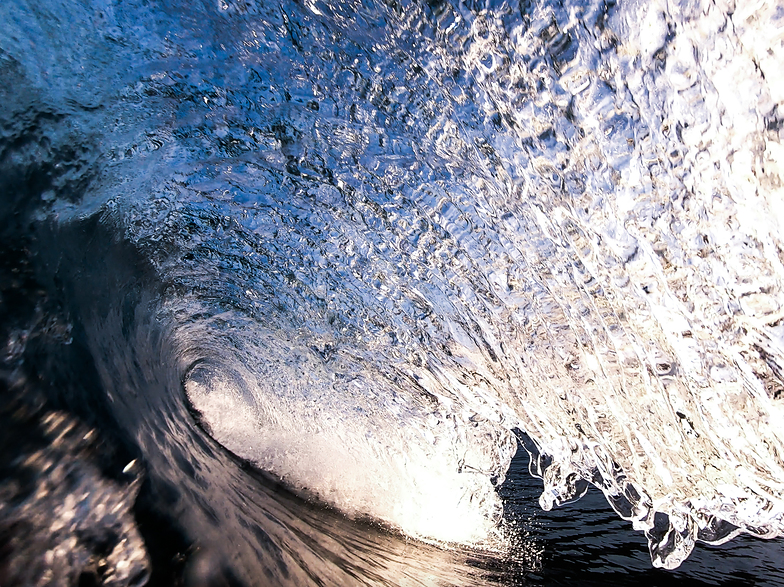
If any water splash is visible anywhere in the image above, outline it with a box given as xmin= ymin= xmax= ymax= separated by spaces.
xmin=3 ymin=0 xmax=784 ymax=572
xmin=169 ymin=0 xmax=784 ymax=567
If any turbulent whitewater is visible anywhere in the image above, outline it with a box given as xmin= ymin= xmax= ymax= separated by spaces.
xmin=1 ymin=0 xmax=784 ymax=581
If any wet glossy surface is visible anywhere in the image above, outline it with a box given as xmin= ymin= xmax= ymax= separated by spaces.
xmin=1 ymin=0 xmax=784 ymax=584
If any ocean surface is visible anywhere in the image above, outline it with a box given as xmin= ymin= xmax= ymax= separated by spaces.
xmin=1 ymin=0 xmax=784 ymax=585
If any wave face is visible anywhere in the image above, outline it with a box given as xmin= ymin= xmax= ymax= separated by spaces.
xmin=2 ymin=0 xmax=784 ymax=581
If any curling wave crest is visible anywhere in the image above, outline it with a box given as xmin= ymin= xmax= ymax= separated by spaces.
xmin=144 ymin=0 xmax=784 ymax=568
xmin=4 ymin=0 xmax=784 ymax=571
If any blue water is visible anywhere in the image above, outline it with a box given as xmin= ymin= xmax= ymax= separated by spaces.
xmin=1 ymin=0 xmax=784 ymax=584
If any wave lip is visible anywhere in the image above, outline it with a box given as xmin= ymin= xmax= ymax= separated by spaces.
xmin=3 ymin=0 xmax=784 ymax=575
xmin=133 ymin=0 xmax=784 ymax=570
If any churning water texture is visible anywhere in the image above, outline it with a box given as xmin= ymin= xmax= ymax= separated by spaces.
xmin=1 ymin=0 xmax=784 ymax=585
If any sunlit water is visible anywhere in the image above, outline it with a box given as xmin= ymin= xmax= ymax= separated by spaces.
xmin=1 ymin=0 xmax=784 ymax=584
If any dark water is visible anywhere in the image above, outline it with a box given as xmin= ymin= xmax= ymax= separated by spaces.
xmin=2 ymin=0 xmax=784 ymax=585
xmin=500 ymin=453 xmax=784 ymax=587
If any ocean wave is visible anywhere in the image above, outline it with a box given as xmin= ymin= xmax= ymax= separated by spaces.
xmin=1 ymin=0 xmax=784 ymax=581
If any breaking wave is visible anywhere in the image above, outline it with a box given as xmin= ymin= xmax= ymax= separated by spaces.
xmin=2 ymin=0 xmax=784 ymax=582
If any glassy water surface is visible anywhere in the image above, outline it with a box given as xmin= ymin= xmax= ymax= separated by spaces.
xmin=1 ymin=0 xmax=784 ymax=584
